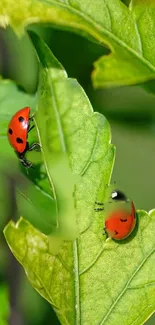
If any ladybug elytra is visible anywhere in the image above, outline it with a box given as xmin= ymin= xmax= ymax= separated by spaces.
xmin=95 ymin=188 xmax=136 ymax=240
xmin=8 ymin=107 xmax=40 ymax=168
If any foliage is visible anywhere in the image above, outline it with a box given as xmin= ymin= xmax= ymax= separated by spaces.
xmin=3 ymin=32 xmax=155 ymax=325
xmin=0 ymin=1 xmax=155 ymax=324
xmin=1 ymin=1 xmax=155 ymax=89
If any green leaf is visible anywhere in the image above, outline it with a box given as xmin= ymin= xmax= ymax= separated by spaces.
xmin=92 ymin=0 xmax=155 ymax=88
xmin=0 ymin=285 xmax=10 ymax=325
xmin=28 ymin=31 xmax=114 ymax=242
xmin=4 ymin=33 xmax=116 ymax=324
xmin=4 ymin=209 xmax=155 ymax=325
xmin=30 ymin=31 xmax=77 ymax=240
xmin=1 ymin=1 xmax=155 ymax=88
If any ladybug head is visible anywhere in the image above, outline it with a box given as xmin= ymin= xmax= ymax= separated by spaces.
xmin=104 ymin=186 xmax=132 ymax=217
xmin=111 ymin=189 xmax=128 ymax=202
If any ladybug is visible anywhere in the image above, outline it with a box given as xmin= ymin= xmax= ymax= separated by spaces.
xmin=95 ymin=189 xmax=136 ymax=240
xmin=8 ymin=107 xmax=40 ymax=168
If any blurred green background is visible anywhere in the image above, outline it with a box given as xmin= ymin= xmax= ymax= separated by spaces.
xmin=0 ymin=2 xmax=155 ymax=324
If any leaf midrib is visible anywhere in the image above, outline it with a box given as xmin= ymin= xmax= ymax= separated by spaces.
xmin=48 ymin=71 xmax=67 ymax=153
xmin=47 ymin=67 xmax=68 ymax=219
xmin=73 ymin=239 xmax=81 ymax=325
xmin=38 ymin=66 xmax=67 ymax=219
xmin=38 ymin=0 xmax=155 ymax=73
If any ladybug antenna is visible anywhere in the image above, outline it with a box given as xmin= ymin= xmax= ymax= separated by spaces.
xmin=95 ymin=201 xmax=104 ymax=211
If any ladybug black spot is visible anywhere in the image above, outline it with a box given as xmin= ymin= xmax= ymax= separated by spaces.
xmin=18 ymin=116 xmax=25 ymax=122
xmin=16 ymin=137 xmax=23 ymax=144
xmin=8 ymin=128 xmax=13 ymax=135
xmin=115 ymin=231 xmax=118 ymax=235
xmin=120 ymin=218 xmax=127 ymax=222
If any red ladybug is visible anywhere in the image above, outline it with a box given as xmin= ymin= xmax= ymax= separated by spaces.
xmin=8 ymin=107 xmax=40 ymax=168
xmin=95 ymin=189 xmax=136 ymax=240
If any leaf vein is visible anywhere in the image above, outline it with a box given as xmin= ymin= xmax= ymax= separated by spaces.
xmin=57 ymin=254 xmax=73 ymax=274
xmin=79 ymin=246 xmax=104 ymax=276
xmin=98 ymin=248 xmax=155 ymax=325
xmin=134 ymin=20 xmax=143 ymax=55
xmin=80 ymin=128 xmax=99 ymax=176
xmin=128 ymin=280 xmax=155 ymax=290
xmin=104 ymin=0 xmax=112 ymax=31
xmin=23 ymin=257 xmax=58 ymax=309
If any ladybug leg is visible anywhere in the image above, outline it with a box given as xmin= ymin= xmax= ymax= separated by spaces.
xmin=102 ymin=227 xmax=109 ymax=239
xmin=95 ymin=202 xmax=104 ymax=205
xmin=95 ymin=201 xmax=104 ymax=211
xmin=95 ymin=207 xmax=104 ymax=212
xmin=29 ymin=115 xmax=34 ymax=122
xmin=17 ymin=143 xmax=41 ymax=168
xmin=20 ymin=157 xmax=33 ymax=168
xmin=28 ymin=125 xmax=35 ymax=133
xmin=28 ymin=143 xmax=41 ymax=152
xmin=17 ymin=152 xmax=33 ymax=168
xmin=27 ymin=115 xmax=35 ymax=133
